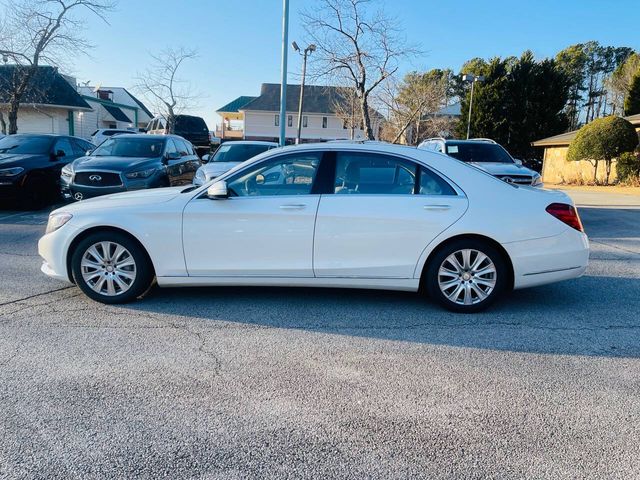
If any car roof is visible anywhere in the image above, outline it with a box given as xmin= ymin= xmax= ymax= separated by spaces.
xmin=221 ymin=140 xmax=278 ymax=146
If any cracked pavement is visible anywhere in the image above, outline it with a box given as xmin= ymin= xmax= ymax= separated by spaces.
xmin=0 ymin=192 xmax=639 ymax=479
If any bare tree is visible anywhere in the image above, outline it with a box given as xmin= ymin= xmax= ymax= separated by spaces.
xmin=301 ymin=0 xmax=418 ymax=140
xmin=0 ymin=0 xmax=115 ymax=134
xmin=134 ymin=47 xmax=199 ymax=133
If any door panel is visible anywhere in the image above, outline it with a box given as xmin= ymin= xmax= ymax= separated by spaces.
xmin=182 ymin=195 xmax=320 ymax=276
xmin=313 ymin=195 xmax=467 ymax=278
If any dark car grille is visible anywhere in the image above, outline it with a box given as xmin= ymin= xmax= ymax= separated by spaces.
xmin=495 ymin=174 xmax=532 ymax=185
xmin=74 ymin=171 xmax=123 ymax=187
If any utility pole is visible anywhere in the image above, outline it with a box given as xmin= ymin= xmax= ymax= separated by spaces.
xmin=292 ymin=42 xmax=316 ymax=144
xmin=278 ymin=0 xmax=290 ymax=146
xmin=462 ymin=73 xmax=484 ymax=139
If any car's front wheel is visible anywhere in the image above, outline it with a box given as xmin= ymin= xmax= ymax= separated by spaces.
xmin=425 ymin=239 xmax=508 ymax=313
xmin=71 ymin=231 xmax=154 ymax=304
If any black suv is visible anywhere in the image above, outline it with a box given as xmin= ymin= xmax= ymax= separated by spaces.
xmin=0 ymin=134 xmax=95 ymax=207
xmin=147 ymin=115 xmax=210 ymax=157
xmin=60 ymin=134 xmax=201 ymax=201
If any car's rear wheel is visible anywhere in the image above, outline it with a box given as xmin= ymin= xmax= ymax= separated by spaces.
xmin=71 ymin=232 xmax=154 ymax=304
xmin=425 ymin=239 xmax=508 ymax=313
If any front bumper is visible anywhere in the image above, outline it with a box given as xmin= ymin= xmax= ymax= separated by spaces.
xmin=38 ymin=223 xmax=81 ymax=283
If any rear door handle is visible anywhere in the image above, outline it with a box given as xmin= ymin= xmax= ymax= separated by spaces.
xmin=424 ymin=204 xmax=451 ymax=211
xmin=279 ymin=204 xmax=307 ymax=210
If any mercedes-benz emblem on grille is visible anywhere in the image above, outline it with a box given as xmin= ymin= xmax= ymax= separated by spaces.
xmin=89 ymin=175 xmax=102 ymax=182
xmin=502 ymin=177 xmax=514 ymax=184
xmin=74 ymin=192 xmax=83 ymax=200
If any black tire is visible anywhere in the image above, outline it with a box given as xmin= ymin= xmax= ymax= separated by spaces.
xmin=424 ymin=238 xmax=508 ymax=313
xmin=71 ymin=231 xmax=154 ymax=304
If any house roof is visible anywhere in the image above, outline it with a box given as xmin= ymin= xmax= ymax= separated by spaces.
xmin=79 ymin=86 xmax=153 ymax=118
xmin=532 ymin=114 xmax=640 ymax=147
xmin=0 ymin=65 xmax=91 ymax=110
xmin=239 ymin=83 xmax=383 ymax=117
xmin=103 ymin=104 xmax=132 ymax=123
xmin=124 ymin=89 xmax=153 ymax=117
xmin=217 ymin=96 xmax=257 ymax=113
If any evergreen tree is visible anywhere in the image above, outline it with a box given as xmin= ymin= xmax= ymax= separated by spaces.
xmin=624 ymin=73 xmax=640 ymax=116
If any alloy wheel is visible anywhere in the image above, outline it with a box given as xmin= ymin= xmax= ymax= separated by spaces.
xmin=80 ymin=241 xmax=137 ymax=296
xmin=437 ymin=249 xmax=497 ymax=306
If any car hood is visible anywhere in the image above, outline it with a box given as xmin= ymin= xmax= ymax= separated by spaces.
xmin=201 ymin=161 xmax=240 ymax=178
xmin=0 ymin=153 xmax=42 ymax=167
xmin=72 ymin=155 xmax=159 ymax=171
xmin=468 ymin=162 xmax=537 ymax=177
xmin=57 ymin=186 xmax=187 ymax=215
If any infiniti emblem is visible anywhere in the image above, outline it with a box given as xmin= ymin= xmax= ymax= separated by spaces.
xmin=89 ymin=175 xmax=102 ymax=182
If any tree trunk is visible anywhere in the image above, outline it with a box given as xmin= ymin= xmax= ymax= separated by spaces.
xmin=0 ymin=111 xmax=6 ymax=135
xmin=359 ymin=94 xmax=374 ymax=140
xmin=593 ymin=160 xmax=599 ymax=184
xmin=8 ymin=100 xmax=19 ymax=134
xmin=605 ymin=159 xmax=612 ymax=185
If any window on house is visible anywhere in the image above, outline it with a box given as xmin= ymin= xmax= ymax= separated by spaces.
xmin=303 ymin=116 xmax=308 ymax=128
xmin=322 ymin=116 xmax=328 ymax=128
xmin=288 ymin=115 xmax=293 ymax=127
xmin=274 ymin=115 xmax=279 ymax=127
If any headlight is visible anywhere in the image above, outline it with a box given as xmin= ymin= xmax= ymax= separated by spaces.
xmin=125 ymin=168 xmax=156 ymax=179
xmin=531 ymin=173 xmax=543 ymax=186
xmin=0 ymin=167 xmax=25 ymax=177
xmin=61 ymin=164 xmax=73 ymax=178
xmin=45 ymin=212 xmax=73 ymax=234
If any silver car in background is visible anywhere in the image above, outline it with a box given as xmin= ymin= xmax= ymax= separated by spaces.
xmin=193 ymin=140 xmax=278 ymax=186
xmin=418 ymin=138 xmax=542 ymax=187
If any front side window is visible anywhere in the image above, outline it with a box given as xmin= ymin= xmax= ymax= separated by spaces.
xmin=226 ymin=152 xmax=321 ymax=197
xmin=174 ymin=138 xmax=190 ymax=156
xmin=53 ymin=138 xmax=74 ymax=157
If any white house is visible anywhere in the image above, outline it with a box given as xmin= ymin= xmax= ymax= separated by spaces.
xmin=216 ymin=83 xmax=382 ymax=143
xmin=74 ymin=86 xmax=153 ymax=138
xmin=0 ymin=65 xmax=92 ymax=135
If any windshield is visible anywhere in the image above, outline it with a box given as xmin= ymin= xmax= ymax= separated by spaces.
xmin=445 ymin=143 xmax=514 ymax=164
xmin=92 ymin=137 xmax=165 ymax=158
xmin=0 ymin=135 xmax=52 ymax=154
xmin=211 ymin=144 xmax=272 ymax=163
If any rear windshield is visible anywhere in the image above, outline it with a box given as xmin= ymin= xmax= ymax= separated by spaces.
xmin=175 ymin=116 xmax=208 ymax=133
xmin=211 ymin=144 xmax=273 ymax=163
xmin=0 ymin=135 xmax=52 ymax=154
xmin=92 ymin=137 xmax=165 ymax=158
xmin=445 ymin=143 xmax=514 ymax=163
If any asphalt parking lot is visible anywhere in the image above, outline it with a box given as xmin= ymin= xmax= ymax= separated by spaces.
xmin=1 ymin=191 xmax=639 ymax=479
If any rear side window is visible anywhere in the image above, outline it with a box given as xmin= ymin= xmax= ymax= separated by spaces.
xmin=419 ymin=167 xmax=456 ymax=195
xmin=334 ymin=152 xmax=416 ymax=195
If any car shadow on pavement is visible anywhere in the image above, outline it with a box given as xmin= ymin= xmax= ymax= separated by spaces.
xmin=118 ymin=273 xmax=640 ymax=359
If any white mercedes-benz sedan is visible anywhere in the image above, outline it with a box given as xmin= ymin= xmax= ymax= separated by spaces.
xmin=39 ymin=142 xmax=589 ymax=312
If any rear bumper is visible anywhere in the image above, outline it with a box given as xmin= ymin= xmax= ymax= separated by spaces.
xmin=504 ymin=228 xmax=589 ymax=289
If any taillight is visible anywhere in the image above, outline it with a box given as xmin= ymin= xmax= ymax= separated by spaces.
xmin=545 ymin=203 xmax=584 ymax=232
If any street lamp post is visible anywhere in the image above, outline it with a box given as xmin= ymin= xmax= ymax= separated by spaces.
xmin=278 ymin=0 xmax=290 ymax=147
xmin=292 ymin=42 xmax=316 ymax=145
xmin=462 ymin=73 xmax=484 ymax=139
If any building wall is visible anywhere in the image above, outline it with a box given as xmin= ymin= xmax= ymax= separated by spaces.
xmin=243 ymin=111 xmax=368 ymax=141
xmin=541 ymin=146 xmax=619 ymax=184
xmin=15 ymin=107 xmax=69 ymax=135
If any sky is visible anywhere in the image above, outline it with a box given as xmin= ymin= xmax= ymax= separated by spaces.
xmin=23 ymin=0 xmax=640 ymax=129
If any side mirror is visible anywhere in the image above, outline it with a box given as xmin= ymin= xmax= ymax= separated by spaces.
xmin=207 ymin=180 xmax=228 ymax=199
xmin=164 ymin=151 xmax=181 ymax=162
xmin=86 ymin=149 xmax=93 ymax=156
xmin=514 ymin=159 xmax=523 ymax=166
xmin=201 ymin=154 xmax=210 ymax=164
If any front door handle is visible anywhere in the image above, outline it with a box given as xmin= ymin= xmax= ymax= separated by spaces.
xmin=424 ymin=204 xmax=451 ymax=211
xmin=279 ymin=204 xmax=307 ymax=210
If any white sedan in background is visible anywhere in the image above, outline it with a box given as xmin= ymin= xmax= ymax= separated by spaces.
xmin=38 ymin=142 xmax=589 ymax=312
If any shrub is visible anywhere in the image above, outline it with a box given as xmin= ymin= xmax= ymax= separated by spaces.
xmin=616 ymin=151 xmax=640 ymax=184
xmin=567 ymin=116 xmax=639 ymax=185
